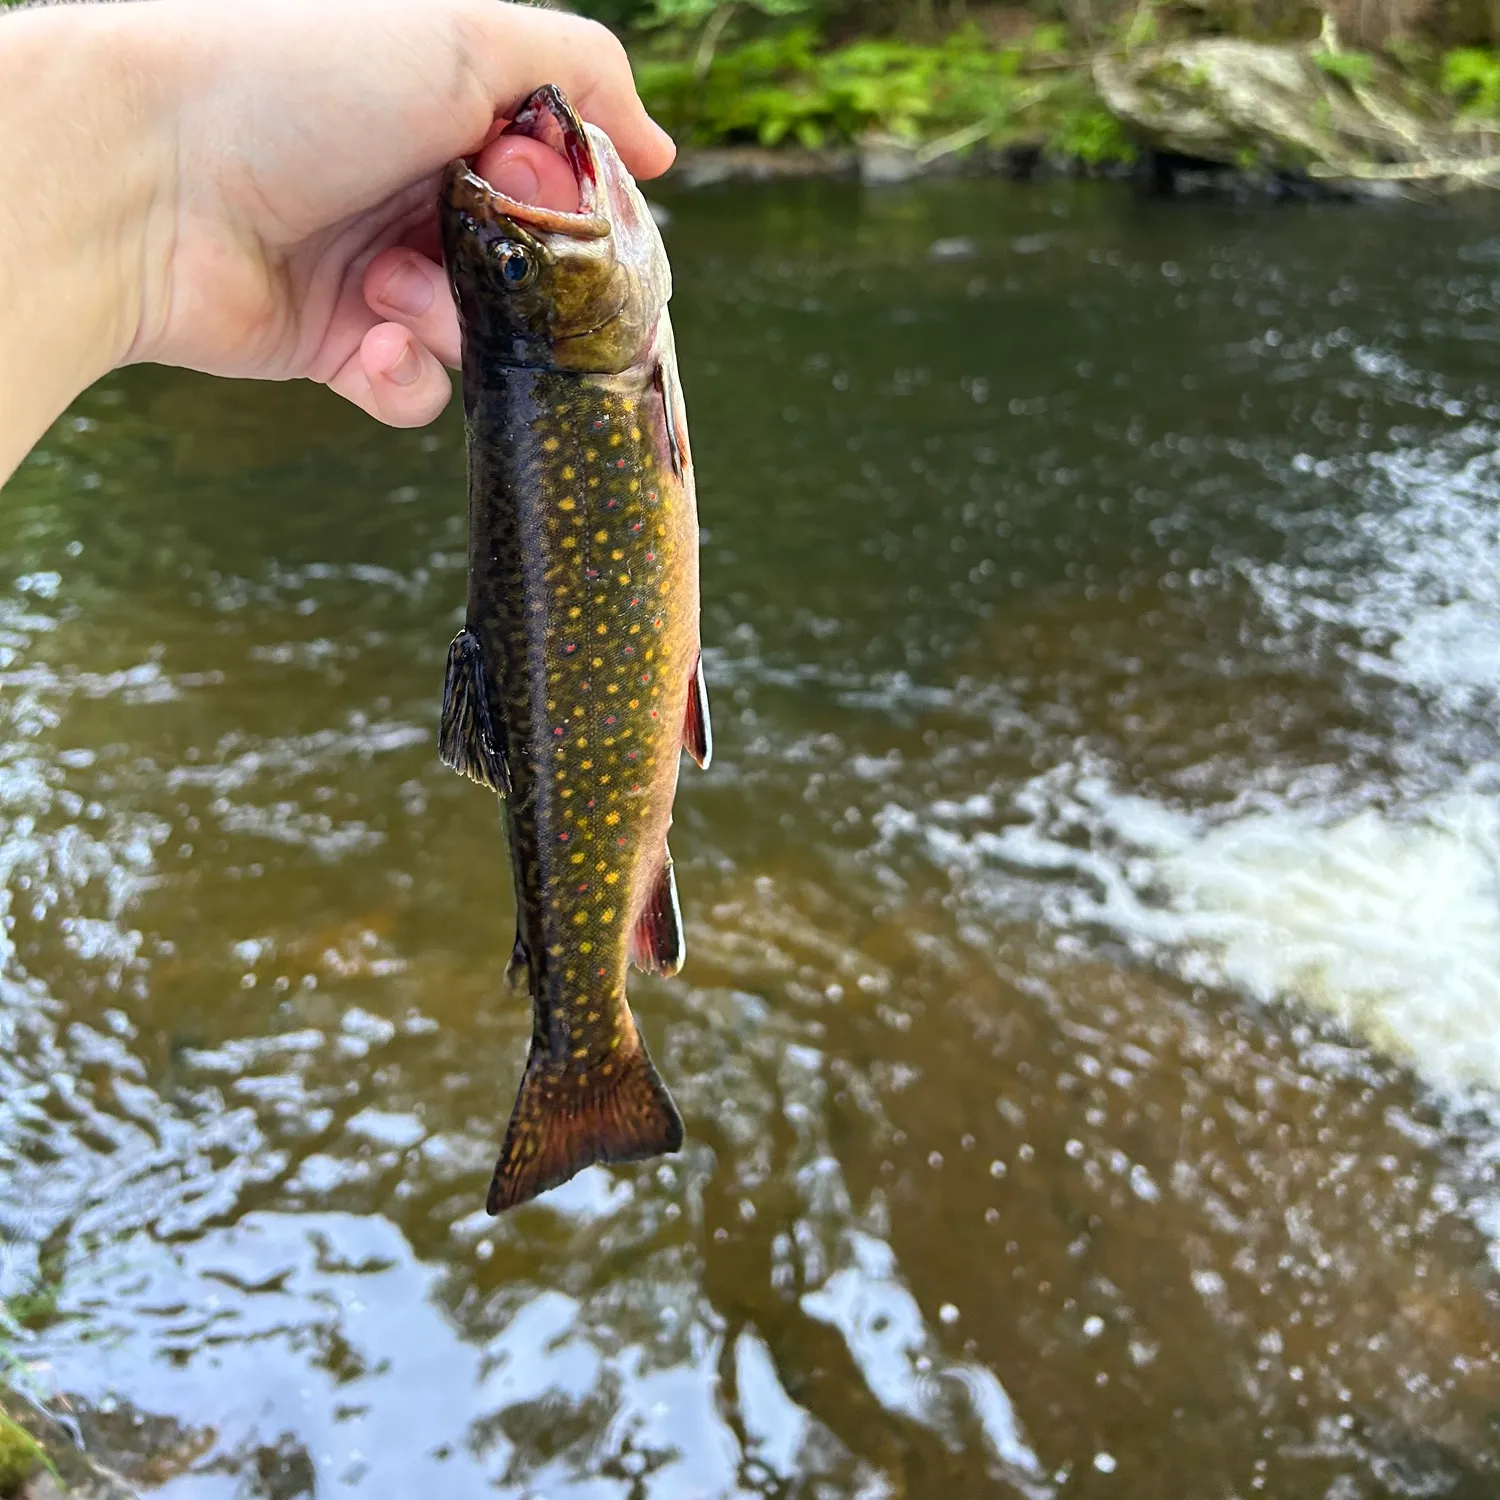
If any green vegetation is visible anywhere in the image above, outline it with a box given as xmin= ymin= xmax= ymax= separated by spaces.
xmin=1312 ymin=46 xmax=1377 ymax=86
xmin=1441 ymin=45 xmax=1500 ymax=114
xmin=635 ymin=24 xmax=1135 ymax=161
xmin=0 ymin=1411 xmax=44 ymax=1499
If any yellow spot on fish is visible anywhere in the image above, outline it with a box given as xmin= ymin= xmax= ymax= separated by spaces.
xmin=581 ymin=759 xmax=593 ymax=770
xmin=602 ymin=1062 xmax=613 ymax=1077
xmin=562 ymin=465 xmax=576 ymax=480
xmin=571 ymin=853 xmax=585 ymax=865
xmin=605 ymin=871 xmax=619 ymax=884
xmin=629 ymin=624 xmax=640 ymax=634
xmin=629 ymin=698 xmax=639 ymax=709
xmin=606 ymin=684 xmax=618 ymax=695
xmin=592 ymin=656 xmax=603 ymax=668
xmin=602 ymin=908 xmax=616 ymax=922
xmin=562 ymin=536 xmax=577 ymax=549
xmin=586 ymin=1009 xmax=601 ymax=1023
xmin=570 ymin=607 xmax=582 ymax=620
xmin=573 ymin=1046 xmax=588 ymax=1059
xmin=605 ymin=812 xmax=620 ymax=825
xmin=629 ymin=479 xmax=640 ymax=493
xmin=594 ymin=529 xmax=608 ymax=543
xmin=596 ymin=623 xmax=608 ymax=635
xmin=609 ymin=432 xmax=622 ymax=447
xmin=573 ymin=911 xmax=588 ymax=925
xmin=559 ymin=497 xmax=576 ymax=511
xmin=543 ymin=436 xmax=560 ymax=452
xmin=580 ymin=941 xmax=593 ymax=954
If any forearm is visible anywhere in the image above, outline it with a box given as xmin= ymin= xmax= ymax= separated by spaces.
xmin=0 ymin=5 xmax=171 ymax=484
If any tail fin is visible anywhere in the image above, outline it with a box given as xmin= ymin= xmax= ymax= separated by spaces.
xmin=486 ymin=1022 xmax=684 ymax=1214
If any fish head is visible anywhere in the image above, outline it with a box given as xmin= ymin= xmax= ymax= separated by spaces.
xmin=440 ymin=85 xmax=670 ymax=375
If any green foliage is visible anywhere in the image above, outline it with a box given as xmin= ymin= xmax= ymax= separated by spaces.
xmin=638 ymin=24 xmax=1123 ymax=154
xmin=1052 ymin=100 xmax=1137 ymax=163
xmin=1442 ymin=47 xmax=1500 ymax=115
xmin=0 ymin=1413 xmax=43 ymax=1500
xmin=1312 ymin=48 xmax=1376 ymax=87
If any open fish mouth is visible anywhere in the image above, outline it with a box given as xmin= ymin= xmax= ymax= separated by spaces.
xmin=443 ymin=84 xmax=611 ymax=241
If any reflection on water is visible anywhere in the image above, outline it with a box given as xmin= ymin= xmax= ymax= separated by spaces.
xmin=6 ymin=179 xmax=1500 ymax=1496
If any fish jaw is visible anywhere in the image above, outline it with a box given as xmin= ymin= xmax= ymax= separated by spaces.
xmin=438 ymin=85 xmax=671 ymax=375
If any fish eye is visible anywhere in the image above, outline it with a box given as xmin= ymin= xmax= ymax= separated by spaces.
xmin=490 ymin=241 xmax=537 ymax=289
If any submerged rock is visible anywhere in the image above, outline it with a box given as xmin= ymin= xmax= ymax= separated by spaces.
xmin=1095 ymin=38 xmax=1500 ymax=195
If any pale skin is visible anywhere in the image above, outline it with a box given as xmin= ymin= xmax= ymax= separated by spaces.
xmin=0 ymin=0 xmax=675 ymax=486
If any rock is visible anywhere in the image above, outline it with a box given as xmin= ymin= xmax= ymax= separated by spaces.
xmin=668 ymin=146 xmax=856 ymax=188
xmin=858 ymin=133 xmax=924 ymax=185
xmin=1094 ymin=39 xmax=1500 ymax=195
xmin=927 ymin=236 xmax=978 ymax=262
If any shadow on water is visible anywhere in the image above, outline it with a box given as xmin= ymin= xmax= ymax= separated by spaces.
xmin=6 ymin=176 xmax=1500 ymax=1496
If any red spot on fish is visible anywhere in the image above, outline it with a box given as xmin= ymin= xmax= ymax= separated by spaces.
xmin=586 ymin=568 xmax=599 ymax=580
xmin=605 ymin=715 xmax=616 ymax=725
xmin=564 ymin=644 xmax=577 ymax=654
xmin=587 ymin=798 xmax=596 ymax=809
xmin=629 ymin=597 xmax=639 ymax=607
xmin=617 ymin=836 xmax=627 ymax=846
xmin=631 ymin=784 xmax=641 ymax=793
xmin=597 ymin=966 xmax=607 ymax=976
xmin=624 ymin=646 xmax=635 ymax=656
xmin=653 ymin=617 xmax=663 ymax=627
xmin=553 ymin=726 xmax=564 ymax=736
xmin=646 ymin=552 xmax=656 ymax=563
xmin=647 ymin=490 xmax=657 ymax=501
xmin=607 ymin=498 xmax=618 ymax=509
xmin=594 ymin=419 xmax=605 ymax=428
xmin=559 ymin=831 xmax=570 ymax=841
xmin=641 ymin=672 xmax=651 ymax=684
xmin=578 ymin=883 xmax=588 ymax=893
xmin=627 ymin=750 xmax=639 ymax=761
xmin=615 ymin=459 xmax=627 ymax=468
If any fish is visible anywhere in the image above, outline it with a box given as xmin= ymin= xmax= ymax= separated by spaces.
xmin=436 ymin=85 xmax=711 ymax=1214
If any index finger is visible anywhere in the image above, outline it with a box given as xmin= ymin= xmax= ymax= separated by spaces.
xmin=458 ymin=2 xmax=675 ymax=180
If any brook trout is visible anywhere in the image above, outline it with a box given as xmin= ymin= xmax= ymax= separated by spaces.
xmin=437 ymin=86 xmax=710 ymax=1214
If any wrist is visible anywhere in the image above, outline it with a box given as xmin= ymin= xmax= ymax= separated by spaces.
xmin=0 ymin=5 xmax=176 ymax=476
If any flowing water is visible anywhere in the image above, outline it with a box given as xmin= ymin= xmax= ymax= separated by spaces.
xmin=6 ymin=177 xmax=1500 ymax=1498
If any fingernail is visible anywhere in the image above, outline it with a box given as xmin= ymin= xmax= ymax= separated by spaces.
xmin=380 ymin=262 xmax=433 ymax=318
xmin=384 ymin=339 xmax=422 ymax=387
xmin=488 ymin=153 xmax=542 ymax=206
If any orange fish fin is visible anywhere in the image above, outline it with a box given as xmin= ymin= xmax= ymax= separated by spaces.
xmin=683 ymin=652 xmax=712 ymax=770
xmin=438 ymin=629 xmax=509 ymax=795
xmin=629 ymin=852 xmax=685 ymax=977
xmin=485 ymin=1021 xmax=684 ymax=1214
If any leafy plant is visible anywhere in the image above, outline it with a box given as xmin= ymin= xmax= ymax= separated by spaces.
xmin=1442 ymin=47 xmax=1500 ymax=116
xmin=1313 ymin=47 xmax=1376 ymax=87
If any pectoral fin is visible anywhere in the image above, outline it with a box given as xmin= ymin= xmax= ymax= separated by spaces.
xmin=439 ymin=629 xmax=509 ymax=796
xmin=683 ymin=652 xmax=712 ymax=770
xmin=504 ymin=930 xmax=532 ymax=994
xmin=629 ymin=852 xmax=686 ymax=977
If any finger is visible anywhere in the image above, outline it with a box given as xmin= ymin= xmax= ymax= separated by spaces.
xmin=327 ymin=324 xmax=452 ymax=428
xmin=475 ymin=135 xmax=581 ymax=214
xmin=462 ymin=3 xmax=676 ymax=180
xmin=364 ymin=250 xmax=460 ymax=368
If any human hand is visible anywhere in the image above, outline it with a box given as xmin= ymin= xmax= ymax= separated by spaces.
xmin=130 ymin=0 xmax=674 ymax=426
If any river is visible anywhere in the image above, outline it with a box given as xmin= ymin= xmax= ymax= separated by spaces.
xmin=4 ymin=176 xmax=1500 ymax=1497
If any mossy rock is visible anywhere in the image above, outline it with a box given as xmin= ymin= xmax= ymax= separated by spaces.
xmin=1093 ymin=37 xmax=1500 ymax=190
xmin=0 ymin=1412 xmax=46 ymax=1499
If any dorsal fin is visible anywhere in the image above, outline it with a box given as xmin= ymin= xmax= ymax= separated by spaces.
xmin=629 ymin=852 xmax=685 ymax=977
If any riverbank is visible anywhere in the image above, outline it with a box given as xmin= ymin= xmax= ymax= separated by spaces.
xmin=638 ymin=23 xmax=1500 ymax=197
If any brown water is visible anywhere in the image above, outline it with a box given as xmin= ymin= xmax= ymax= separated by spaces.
xmin=7 ymin=178 xmax=1500 ymax=1498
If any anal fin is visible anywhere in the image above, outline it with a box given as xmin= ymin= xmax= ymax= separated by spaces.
xmin=439 ymin=629 xmax=509 ymax=795
xmin=486 ymin=1020 xmax=684 ymax=1214
xmin=683 ymin=652 xmax=712 ymax=770
xmin=629 ymin=852 xmax=686 ymax=977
